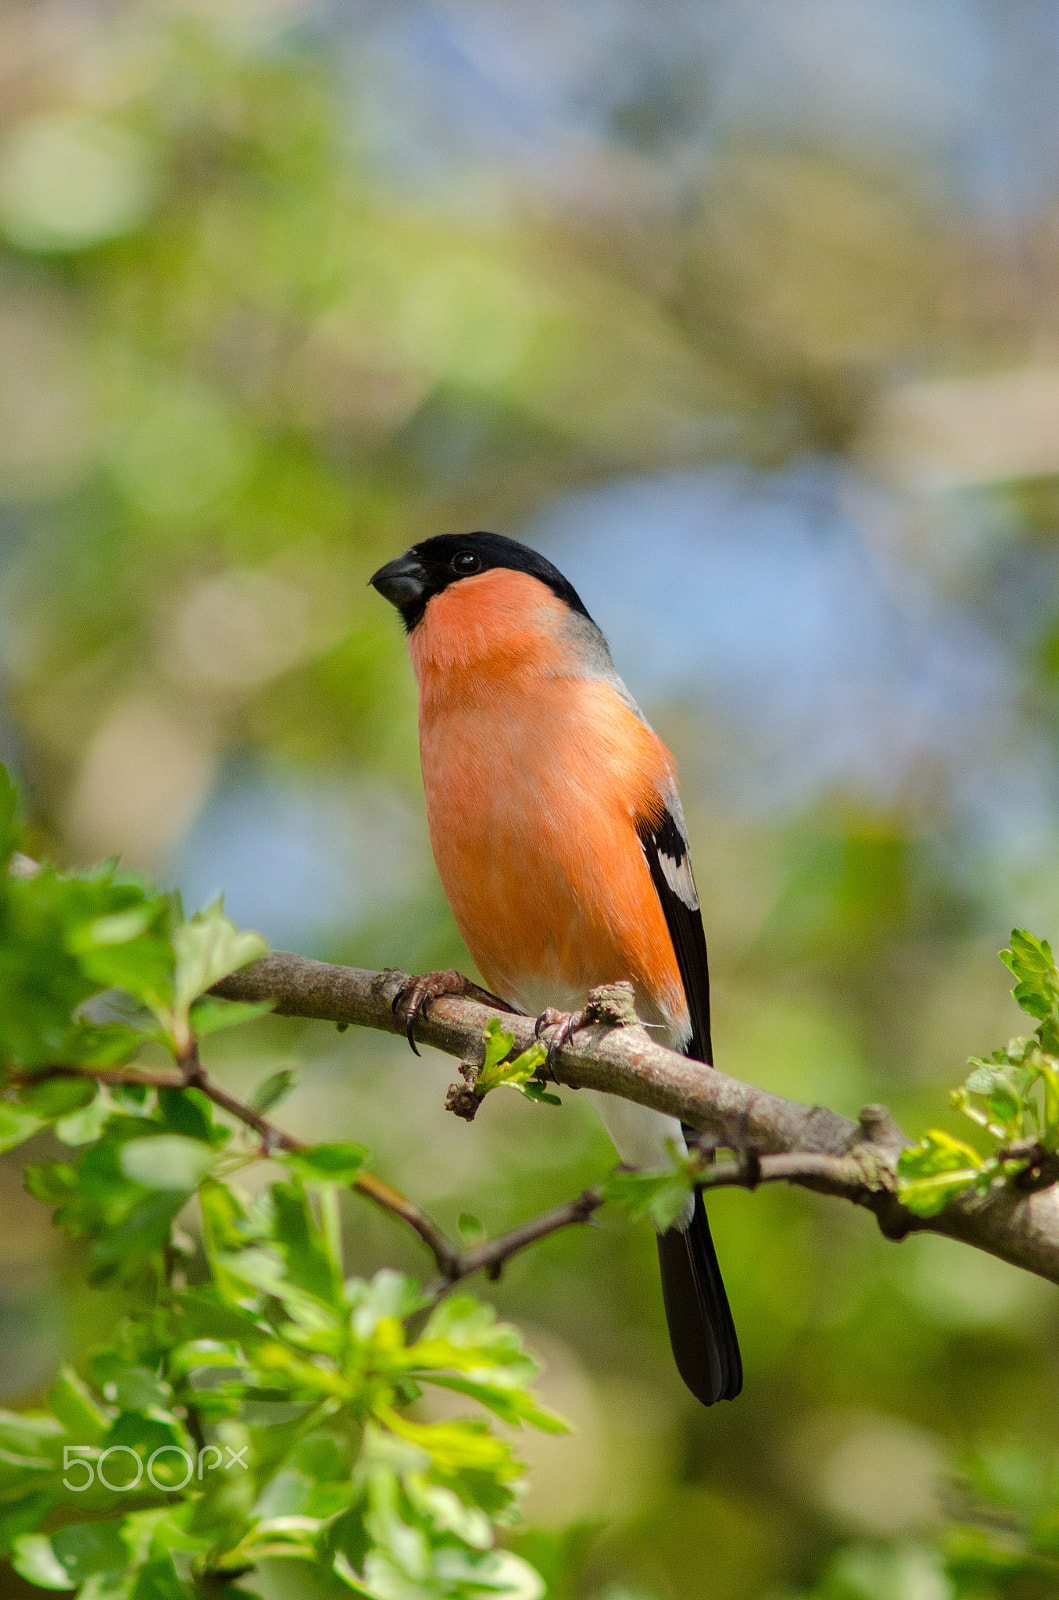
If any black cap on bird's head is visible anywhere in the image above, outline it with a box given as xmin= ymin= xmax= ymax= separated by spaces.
xmin=369 ymin=532 xmax=592 ymax=633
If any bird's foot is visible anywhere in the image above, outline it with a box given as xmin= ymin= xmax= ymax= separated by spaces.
xmin=534 ymin=981 xmax=639 ymax=1068
xmin=534 ymin=1006 xmax=586 ymax=1069
xmin=392 ymin=970 xmax=516 ymax=1056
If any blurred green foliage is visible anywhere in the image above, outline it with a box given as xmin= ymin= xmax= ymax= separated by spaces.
xmin=0 ymin=768 xmax=562 ymax=1598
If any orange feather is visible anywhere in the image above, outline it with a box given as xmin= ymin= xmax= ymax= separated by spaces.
xmin=410 ymin=568 xmax=689 ymax=1037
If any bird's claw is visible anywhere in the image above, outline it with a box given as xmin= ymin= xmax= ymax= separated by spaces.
xmin=392 ymin=969 xmax=465 ymax=1055
xmin=534 ymin=1005 xmax=587 ymax=1068
xmin=392 ymin=970 xmax=516 ymax=1056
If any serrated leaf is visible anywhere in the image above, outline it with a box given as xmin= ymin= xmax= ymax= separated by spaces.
xmin=477 ymin=1025 xmax=548 ymax=1096
xmin=898 ymin=1129 xmax=985 ymax=1176
xmin=377 ymin=1407 xmax=518 ymax=1475
xmin=82 ymin=907 xmax=156 ymax=947
xmin=480 ymin=1018 xmax=515 ymax=1075
xmin=965 ymin=1064 xmax=1007 ymax=1094
xmin=420 ymin=1373 xmax=568 ymax=1434
xmin=986 ymin=1084 xmax=1024 ymax=1129
xmin=897 ymin=1130 xmax=992 ymax=1216
xmin=517 ymin=1081 xmax=562 ymax=1106
xmin=898 ymin=1169 xmax=989 ymax=1217
xmin=74 ymin=922 xmax=174 ymax=1015
xmin=272 ymin=1179 xmax=341 ymax=1304
xmin=172 ymin=904 xmax=267 ymax=1018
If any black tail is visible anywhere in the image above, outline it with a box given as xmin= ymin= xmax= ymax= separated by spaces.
xmin=656 ymin=1189 xmax=742 ymax=1405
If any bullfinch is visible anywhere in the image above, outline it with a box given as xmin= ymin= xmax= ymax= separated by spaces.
xmin=370 ymin=531 xmax=742 ymax=1405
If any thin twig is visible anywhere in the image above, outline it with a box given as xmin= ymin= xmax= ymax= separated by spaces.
xmin=427 ymin=1187 xmax=604 ymax=1298
xmin=9 ymin=1057 xmax=459 ymax=1279
xmin=7 ymin=1057 xmax=601 ymax=1288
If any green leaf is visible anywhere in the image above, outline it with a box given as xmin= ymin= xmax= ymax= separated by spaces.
xmin=1001 ymin=930 xmax=1059 ymax=1023
xmin=379 ymin=1408 xmax=519 ymax=1475
xmin=24 ymin=1161 xmax=79 ymax=1205
xmin=54 ymin=1095 xmax=116 ymax=1147
xmin=283 ymin=1143 xmax=368 ymax=1184
xmin=82 ymin=907 xmax=156 ymax=947
xmin=119 ymin=1135 xmax=216 ymax=1191
xmin=155 ymin=1085 xmax=217 ymax=1143
xmin=0 ymin=1104 xmax=44 ymax=1152
xmin=172 ymin=903 xmax=267 ymax=1019
xmin=71 ymin=902 xmax=175 ymax=1015
xmin=603 ymin=1161 xmax=695 ymax=1233
xmin=347 ymin=1272 xmax=427 ymax=1339
xmin=47 ymin=1520 xmax=128 ymax=1584
xmin=897 ymin=1130 xmax=991 ymax=1216
xmin=0 ymin=1409 xmax=65 ymax=1473
xmin=272 ymin=1179 xmax=341 ymax=1305
xmin=249 ymin=1069 xmax=298 ymax=1114
xmin=48 ymin=1367 xmax=111 ymax=1444
xmin=11 ymin=1533 xmax=75 ymax=1589
xmin=16 ymin=1075 xmax=97 ymax=1120
xmin=420 ymin=1373 xmax=568 ymax=1434
xmin=476 ymin=1021 xmax=549 ymax=1097
xmin=216 ymin=1247 xmax=339 ymax=1335
xmin=189 ymin=996 xmax=276 ymax=1039
xmin=87 ymin=1192 xmax=187 ymax=1282
xmin=517 ymin=1081 xmax=562 ymax=1106
xmin=335 ymin=1545 xmax=545 ymax=1599
xmin=0 ymin=1494 xmax=56 ymax=1559
xmin=89 ymin=1353 xmax=171 ymax=1413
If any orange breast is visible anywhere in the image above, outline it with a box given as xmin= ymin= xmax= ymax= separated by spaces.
xmin=410 ymin=570 xmax=689 ymax=1035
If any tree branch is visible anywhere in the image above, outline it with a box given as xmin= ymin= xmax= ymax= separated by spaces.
xmin=431 ymin=1187 xmax=603 ymax=1296
xmin=211 ymin=952 xmax=1059 ymax=1288
xmin=11 ymin=1052 xmax=601 ymax=1294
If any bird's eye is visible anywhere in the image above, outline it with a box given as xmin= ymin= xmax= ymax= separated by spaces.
xmin=451 ymin=551 xmax=482 ymax=575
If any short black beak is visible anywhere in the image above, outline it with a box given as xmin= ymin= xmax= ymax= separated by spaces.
xmin=369 ymin=552 xmax=427 ymax=613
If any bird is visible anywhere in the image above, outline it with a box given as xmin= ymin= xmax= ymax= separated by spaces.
xmin=369 ymin=530 xmax=742 ymax=1405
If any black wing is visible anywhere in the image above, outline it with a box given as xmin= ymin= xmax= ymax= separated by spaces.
xmin=636 ymin=796 xmax=712 ymax=1066
xmin=638 ymin=792 xmax=741 ymax=1402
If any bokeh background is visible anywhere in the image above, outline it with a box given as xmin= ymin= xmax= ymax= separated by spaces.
xmin=3 ymin=0 xmax=1059 ymax=1596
